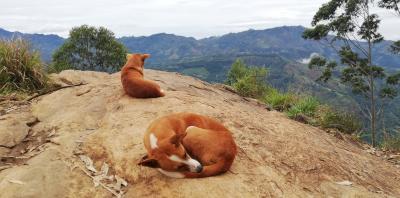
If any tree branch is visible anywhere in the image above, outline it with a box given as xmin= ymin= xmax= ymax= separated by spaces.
xmin=26 ymin=83 xmax=88 ymax=101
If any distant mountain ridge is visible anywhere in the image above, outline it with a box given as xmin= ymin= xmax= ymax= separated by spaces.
xmin=1 ymin=26 xmax=399 ymax=70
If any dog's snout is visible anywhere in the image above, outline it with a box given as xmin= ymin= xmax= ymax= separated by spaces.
xmin=195 ymin=165 xmax=203 ymax=173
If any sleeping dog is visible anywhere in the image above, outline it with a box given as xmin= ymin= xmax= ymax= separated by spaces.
xmin=139 ymin=112 xmax=237 ymax=178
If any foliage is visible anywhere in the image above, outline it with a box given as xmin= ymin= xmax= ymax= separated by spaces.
xmin=286 ymin=97 xmax=319 ymax=121
xmin=264 ymin=89 xmax=297 ymax=111
xmin=318 ymin=107 xmax=362 ymax=134
xmin=226 ymin=59 xmax=249 ymax=85
xmin=378 ymin=0 xmax=400 ymax=14
xmin=302 ymin=0 xmax=400 ymax=146
xmin=226 ymin=59 xmax=269 ymax=98
xmin=52 ymin=25 xmax=127 ymax=73
xmin=380 ymin=134 xmax=400 ymax=151
xmin=0 ymin=38 xmax=48 ymax=94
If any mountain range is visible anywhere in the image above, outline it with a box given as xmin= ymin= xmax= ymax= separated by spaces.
xmin=1 ymin=26 xmax=399 ymax=136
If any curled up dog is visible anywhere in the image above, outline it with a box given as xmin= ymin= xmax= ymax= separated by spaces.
xmin=138 ymin=112 xmax=237 ymax=178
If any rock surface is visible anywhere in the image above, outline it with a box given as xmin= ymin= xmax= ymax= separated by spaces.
xmin=0 ymin=69 xmax=399 ymax=197
xmin=0 ymin=113 xmax=33 ymax=148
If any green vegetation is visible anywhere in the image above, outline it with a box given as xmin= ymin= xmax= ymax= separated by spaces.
xmin=226 ymin=59 xmax=269 ymax=99
xmin=303 ymin=0 xmax=400 ymax=147
xmin=52 ymin=25 xmax=127 ymax=73
xmin=226 ymin=58 xmax=362 ymax=135
xmin=263 ymin=89 xmax=297 ymax=111
xmin=0 ymin=38 xmax=49 ymax=94
xmin=287 ymin=97 xmax=319 ymax=120
xmin=318 ymin=107 xmax=362 ymax=134
xmin=381 ymin=135 xmax=400 ymax=151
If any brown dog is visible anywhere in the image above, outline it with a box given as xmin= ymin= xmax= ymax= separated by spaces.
xmin=121 ymin=53 xmax=165 ymax=98
xmin=138 ymin=113 xmax=237 ymax=178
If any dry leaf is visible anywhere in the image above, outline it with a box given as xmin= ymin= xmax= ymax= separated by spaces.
xmin=97 ymin=163 xmax=109 ymax=176
xmin=92 ymin=163 xmax=110 ymax=187
xmin=76 ymin=155 xmax=127 ymax=197
xmin=116 ymin=175 xmax=128 ymax=187
xmin=93 ymin=175 xmax=102 ymax=187
xmin=79 ymin=155 xmax=97 ymax=173
xmin=113 ymin=175 xmax=128 ymax=191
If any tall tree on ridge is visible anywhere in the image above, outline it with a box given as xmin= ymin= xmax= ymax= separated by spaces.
xmin=303 ymin=0 xmax=400 ymax=147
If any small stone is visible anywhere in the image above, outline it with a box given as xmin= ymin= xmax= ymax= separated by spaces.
xmin=336 ymin=180 xmax=353 ymax=186
xmin=388 ymin=154 xmax=400 ymax=160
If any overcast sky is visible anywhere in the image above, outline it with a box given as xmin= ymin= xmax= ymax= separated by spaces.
xmin=0 ymin=0 xmax=399 ymax=40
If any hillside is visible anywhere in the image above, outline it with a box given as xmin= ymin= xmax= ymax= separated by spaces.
xmin=0 ymin=70 xmax=399 ymax=197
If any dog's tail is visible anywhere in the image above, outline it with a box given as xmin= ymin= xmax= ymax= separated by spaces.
xmin=183 ymin=161 xmax=229 ymax=178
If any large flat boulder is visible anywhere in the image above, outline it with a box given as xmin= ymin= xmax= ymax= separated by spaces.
xmin=0 ymin=69 xmax=399 ymax=197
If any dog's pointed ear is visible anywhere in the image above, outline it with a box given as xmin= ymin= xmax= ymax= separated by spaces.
xmin=141 ymin=54 xmax=150 ymax=61
xmin=138 ymin=155 xmax=159 ymax=168
xmin=126 ymin=53 xmax=133 ymax=61
xmin=170 ymin=133 xmax=187 ymax=147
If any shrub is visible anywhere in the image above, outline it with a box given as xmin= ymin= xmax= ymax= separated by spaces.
xmin=380 ymin=135 xmax=400 ymax=151
xmin=233 ymin=73 xmax=269 ymax=99
xmin=264 ymin=89 xmax=298 ymax=111
xmin=0 ymin=38 xmax=48 ymax=94
xmin=226 ymin=58 xmax=269 ymax=98
xmin=226 ymin=59 xmax=249 ymax=85
xmin=318 ymin=108 xmax=362 ymax=134
xmin=287 ymin=96 xmax=319 ymax=121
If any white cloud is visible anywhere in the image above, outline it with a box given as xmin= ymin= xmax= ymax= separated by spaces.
xmin=299 ymin=53 xmax=321 ymax=64
xmin=0 ymin=0 xmax=399 ymax=40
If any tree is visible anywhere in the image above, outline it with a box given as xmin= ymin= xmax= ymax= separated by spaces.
xmin=303 ymin=0 xmax=400 ymax=147
xmin=52 ymin=25 xmax=127 ymax=72
xmin=378 ymin=0 xmax=400 ymax=14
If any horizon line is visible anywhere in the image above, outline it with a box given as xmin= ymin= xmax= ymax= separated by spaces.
xmin=0 ymin=25 xmax=306 ymax=40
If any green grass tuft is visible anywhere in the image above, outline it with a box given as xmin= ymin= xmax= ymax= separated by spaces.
xmin=264 ymin=89 xmax=297 ymax=111
xmin=287 ymin=96 xmax=319 ymax=121
xmin=0 ymin=38 xmax=49 ymax=94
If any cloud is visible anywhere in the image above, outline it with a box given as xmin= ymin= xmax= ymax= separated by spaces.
xmin=299 ymin=53 xmax=321 ymax=64
xmin=0 ymin=0 xmax=399 ymax=40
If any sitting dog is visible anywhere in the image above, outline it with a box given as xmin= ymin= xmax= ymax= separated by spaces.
xmin=121 ymin=53 xmax=165 ymax=98
xmin=138 ymin=112 xmax=237 ymax=178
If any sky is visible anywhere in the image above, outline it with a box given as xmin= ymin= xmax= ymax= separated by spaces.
xmin=0 ymin=0 xmax=399 ymax=40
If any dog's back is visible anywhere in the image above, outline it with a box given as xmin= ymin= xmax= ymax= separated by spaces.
xmin=121 ymin=53 xmax=165 ymax=98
